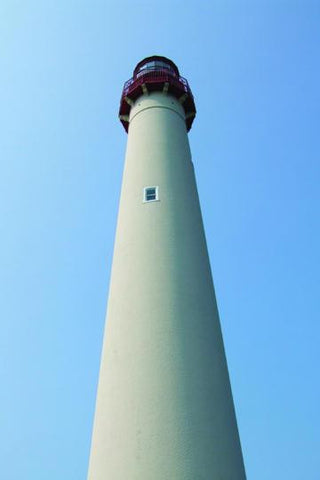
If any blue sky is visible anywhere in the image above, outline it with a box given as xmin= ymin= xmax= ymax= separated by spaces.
xmin=0 ymin=1 xmax=319 ymax=478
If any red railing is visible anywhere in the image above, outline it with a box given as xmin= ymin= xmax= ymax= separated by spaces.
xmin=122 ymin=68 xmax=192 ymax=99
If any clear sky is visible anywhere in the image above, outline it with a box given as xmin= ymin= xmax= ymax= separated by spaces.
xmin=0 ymin=1 xmax=319 ymax=479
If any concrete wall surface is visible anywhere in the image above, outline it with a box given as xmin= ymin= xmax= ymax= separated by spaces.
xmin=87 ymin=92 xmax=246 ymax=480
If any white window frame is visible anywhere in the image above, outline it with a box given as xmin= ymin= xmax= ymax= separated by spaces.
xmin=143 ymin=186 xmax=159 ymax=203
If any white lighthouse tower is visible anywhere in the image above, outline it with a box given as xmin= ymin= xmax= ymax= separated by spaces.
xmin=87 ymin=56 xmax=246 ymax=479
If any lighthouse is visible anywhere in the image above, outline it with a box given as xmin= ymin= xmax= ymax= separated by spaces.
xmin=87 ymin=56 xmax=246 ymax=479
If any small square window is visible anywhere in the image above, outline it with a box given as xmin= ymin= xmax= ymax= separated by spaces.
xmin=144 ymin=186 xmax=159 ymax=202
xmin=146 ymin=188 xmax=156 ymax=201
